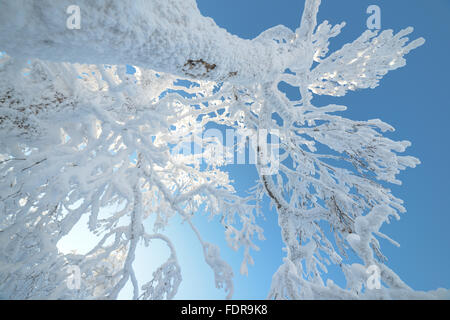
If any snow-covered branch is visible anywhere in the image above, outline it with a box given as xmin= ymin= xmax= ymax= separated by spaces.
xmin=0 ymin=0 xmax=290 ymax=84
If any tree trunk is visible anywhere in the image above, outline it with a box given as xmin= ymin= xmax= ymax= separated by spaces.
xmin=0 ymin=0 xmax=289 ymax=84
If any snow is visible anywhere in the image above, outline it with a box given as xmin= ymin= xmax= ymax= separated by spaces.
xmin=0 ymin=0 xmax=447 ymax=300
xmin=0 ymin=0 xmax=287 ymax=84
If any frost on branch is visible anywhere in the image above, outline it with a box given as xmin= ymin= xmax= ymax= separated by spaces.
xmin=0 ymin=0 xmax=448 ymax=300
xmin=139 ymin=234 xmax=182 ymax=300
xmin=202 ymin=242 xmax=234 ymax=300
xmin=308 ymin=27 xmax=426 ymax=96
xmin=0 ymin=55 xmax=260 ymax=299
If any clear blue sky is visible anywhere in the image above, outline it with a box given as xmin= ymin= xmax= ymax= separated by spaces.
xmin=153 ymin=0 xmax=450 ymax=299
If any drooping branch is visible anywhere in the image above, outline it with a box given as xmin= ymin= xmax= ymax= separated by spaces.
xmin=1 ymin=0 xmax=447 ymax=301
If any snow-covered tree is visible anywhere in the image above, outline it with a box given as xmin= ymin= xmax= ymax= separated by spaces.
xmin=0 ymin=0 xmax=448 ymax=299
